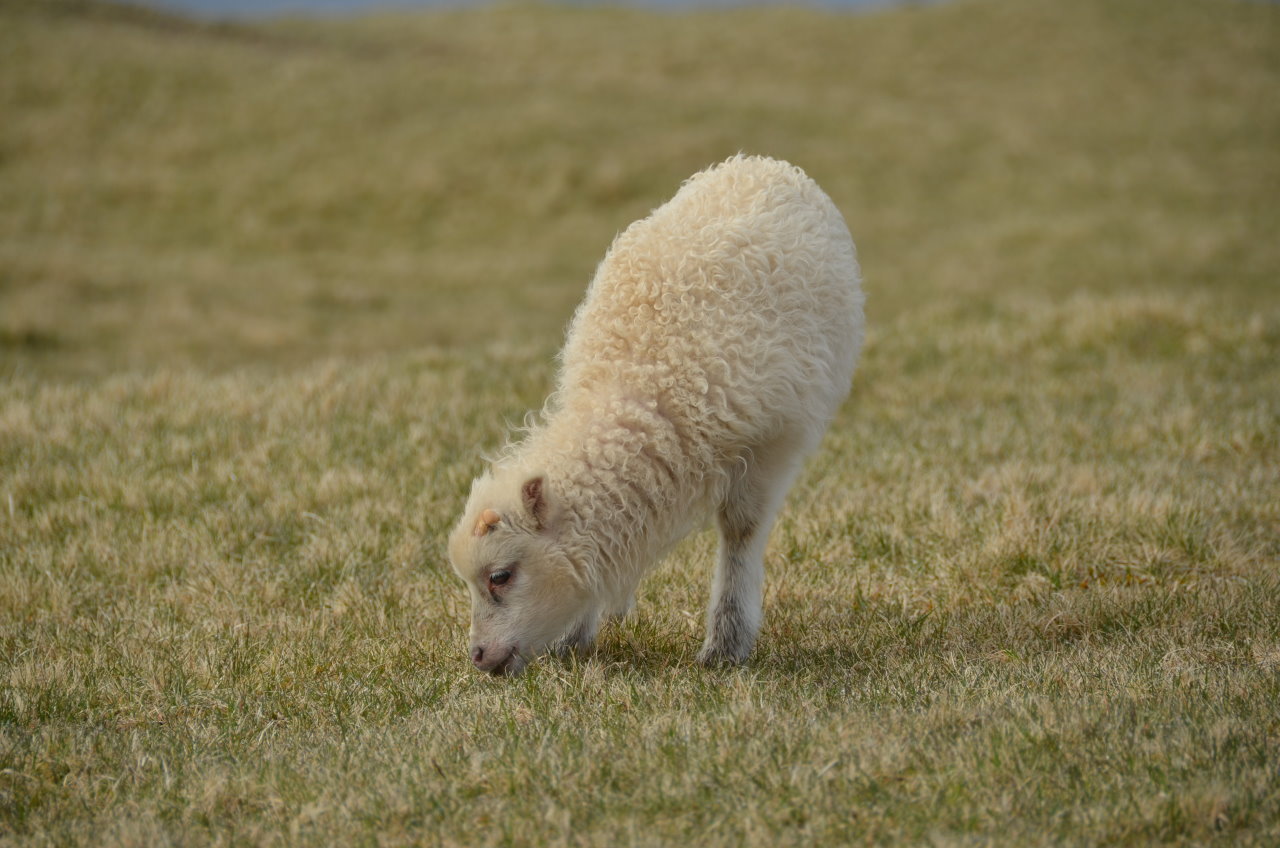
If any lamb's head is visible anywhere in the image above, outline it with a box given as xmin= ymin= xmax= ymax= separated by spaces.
xmin=448 ymin=471 xmax=589 ymax=675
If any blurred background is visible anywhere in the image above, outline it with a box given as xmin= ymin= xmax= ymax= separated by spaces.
xmin=146 ymin=0 xmax=929 ymax=15
xmin=1 ymin=0 xmax=1276 ymax=379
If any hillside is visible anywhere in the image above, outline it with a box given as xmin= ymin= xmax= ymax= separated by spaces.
xmin=3 ymin=0 xmax=1276 ymax=376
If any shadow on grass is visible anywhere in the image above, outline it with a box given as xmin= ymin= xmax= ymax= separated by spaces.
xmin=573 ymin=583 xmax=1241 ymax=678
xmin=568 ymin=596 xmax=951 ymax=681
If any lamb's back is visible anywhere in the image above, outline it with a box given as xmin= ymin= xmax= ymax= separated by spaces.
xmin=557 ymin=156 xmax=862 ymax=448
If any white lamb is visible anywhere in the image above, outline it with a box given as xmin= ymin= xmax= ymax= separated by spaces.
xmin=449 ymin=154 xmax=864 ymax=674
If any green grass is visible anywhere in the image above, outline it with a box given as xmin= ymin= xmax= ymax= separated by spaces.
xmin=2 ymin=0 xmax=1278 ymax=844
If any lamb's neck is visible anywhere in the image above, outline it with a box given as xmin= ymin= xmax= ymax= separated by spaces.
xmin=524 ymin=409 xmax=705 ymax=580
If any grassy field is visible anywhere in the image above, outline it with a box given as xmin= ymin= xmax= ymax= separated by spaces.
xmin=2 ymin=0 xmax=1279 ymax=844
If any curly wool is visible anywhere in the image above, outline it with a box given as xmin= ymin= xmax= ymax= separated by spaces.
xmin=483 ymin=154 xmax=863 ymax=615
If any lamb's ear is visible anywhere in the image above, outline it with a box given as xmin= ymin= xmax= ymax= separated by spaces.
xmin=521 ymin=476 xmax=549 ymax=530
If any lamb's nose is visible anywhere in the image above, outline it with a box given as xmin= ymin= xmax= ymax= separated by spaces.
xmin=470 ymin=646 xmax=485 ymax=667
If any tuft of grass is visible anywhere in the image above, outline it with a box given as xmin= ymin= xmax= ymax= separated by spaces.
xmin=2 ymin=0 xmax=1278 ymax=845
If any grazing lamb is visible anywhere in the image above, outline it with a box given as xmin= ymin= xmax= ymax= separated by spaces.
xmin=448 ymin=154 xmax=864 ymax=674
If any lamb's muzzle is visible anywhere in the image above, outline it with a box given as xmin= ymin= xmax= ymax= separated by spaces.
xmin=471 ymin=643 xmax=520 ymax=676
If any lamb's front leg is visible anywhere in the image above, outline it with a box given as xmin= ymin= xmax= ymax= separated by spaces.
xmin=555 ymin=606 xmax=602 ymax=657
xmin=607 ymin=594 xmax=635 ymax=622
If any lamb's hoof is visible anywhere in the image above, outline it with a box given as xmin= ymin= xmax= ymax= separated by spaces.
xmin=696 ymin=644 xmax=750 ymax=667
xmin=553 ymin=642 xmax=587 ymax=660
xmin=553 ymin=635 xmax=597 ymax=661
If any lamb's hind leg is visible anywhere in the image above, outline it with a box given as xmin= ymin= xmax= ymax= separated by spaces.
xmin=698 ymin=439 xmax=806 ymax=666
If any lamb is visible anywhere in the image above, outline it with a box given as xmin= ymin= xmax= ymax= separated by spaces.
xmin=448 ymin=154 xmax=864 ymax=674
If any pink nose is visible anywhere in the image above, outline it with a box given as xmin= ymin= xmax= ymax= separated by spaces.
xmin=470 ymin=645 xmax=515 ymax=675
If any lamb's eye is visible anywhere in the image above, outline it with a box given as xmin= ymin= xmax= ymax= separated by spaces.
xmin=489 ymin=570 xmax=511 ymax=587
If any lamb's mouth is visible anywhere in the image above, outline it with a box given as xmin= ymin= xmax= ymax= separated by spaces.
xmin=483 ymin=648 xmax=527 ymax=677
